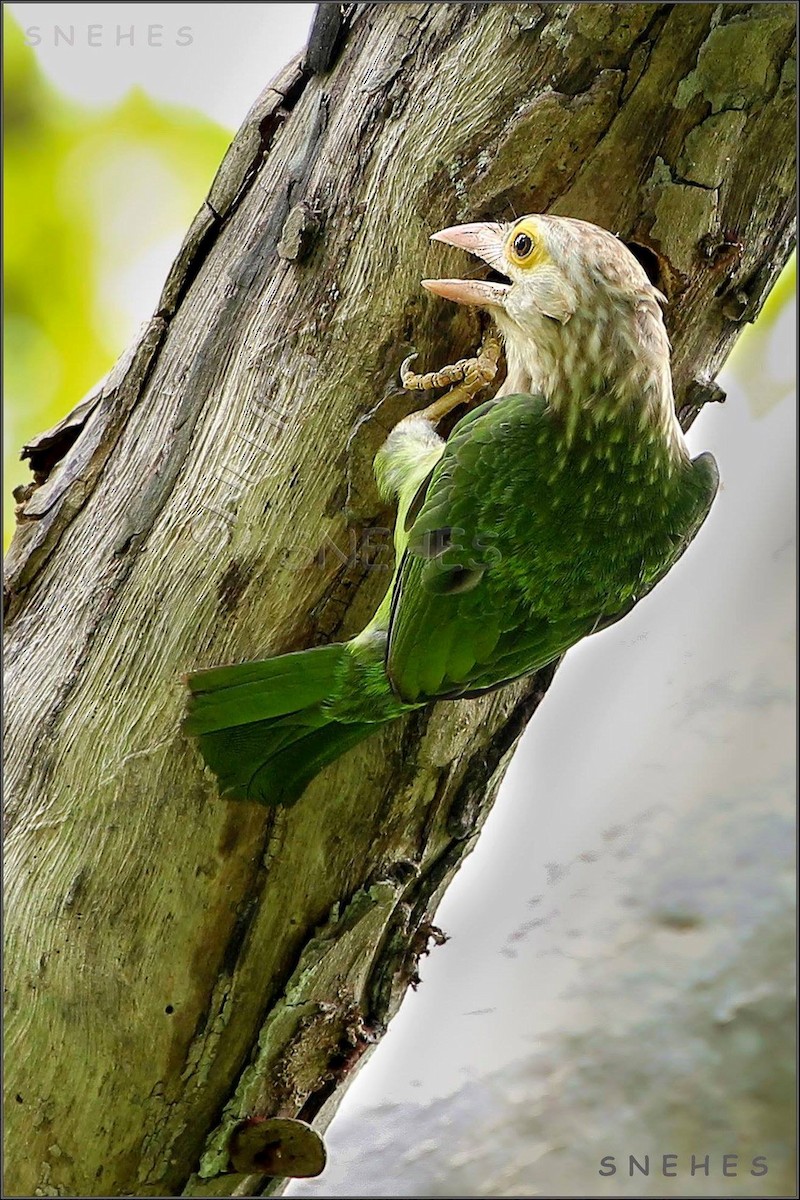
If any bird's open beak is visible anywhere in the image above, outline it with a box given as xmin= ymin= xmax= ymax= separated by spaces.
xmin=422 ymin=222 xmax=510 ymax=307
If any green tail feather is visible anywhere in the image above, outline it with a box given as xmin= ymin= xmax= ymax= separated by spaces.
xmin=195 ymin=716 xmax=377 ymax=806
xmin=184 ymin=643 xmax=380 ymax=806
xmin=185 ymin=644 xmax=345 ymax=735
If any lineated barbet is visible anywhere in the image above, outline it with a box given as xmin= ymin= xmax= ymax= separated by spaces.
xmin=185 ymin=215 xmax=718 ymax=805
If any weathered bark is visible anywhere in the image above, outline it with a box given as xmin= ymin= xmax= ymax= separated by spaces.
xmin=3 ymin=4 xmax=795 ymax=1196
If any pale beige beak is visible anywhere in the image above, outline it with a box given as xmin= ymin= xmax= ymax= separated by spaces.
xmin=421 ymin=278 xmax=510 ymax=305
xmin=422 ymin=221 xmax=509 ymax=307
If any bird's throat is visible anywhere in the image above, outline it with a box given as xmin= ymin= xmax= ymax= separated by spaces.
xmin=495 ymin=311 xmax=687 ymax=464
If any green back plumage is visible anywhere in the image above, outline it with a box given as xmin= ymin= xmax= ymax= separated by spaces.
xmin=387 ymin=393 xmax=718 ymax=702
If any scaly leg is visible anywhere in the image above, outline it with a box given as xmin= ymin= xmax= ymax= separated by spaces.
xmin=400 ymin=355 xmax=474 ymax=392
xmin=400 ymin=332 xmax=501 ymax=425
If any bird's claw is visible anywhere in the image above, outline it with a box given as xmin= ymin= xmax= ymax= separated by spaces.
xmin=413 ymin=333 xmax=502 ymax=426
xmin=399 ymin=353 xmax=420 ymax=388
xmin=400 ymin=353 xmax=475 ymax=392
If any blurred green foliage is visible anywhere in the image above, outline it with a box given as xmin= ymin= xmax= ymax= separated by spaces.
xmin=3 ymin=10 xmax=230 ymax=546
xmin=728 ymin=251 xmax=796 ymax=418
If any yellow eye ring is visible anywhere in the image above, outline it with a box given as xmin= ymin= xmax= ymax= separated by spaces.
xmin=506 ymin=221 xmax=547 ymax=269
xmin=512 ymin=231 xmax=534 ymax=259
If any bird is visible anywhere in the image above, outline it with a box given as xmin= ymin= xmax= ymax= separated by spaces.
xmin=184 ymin=214 xmax=719 ymax=806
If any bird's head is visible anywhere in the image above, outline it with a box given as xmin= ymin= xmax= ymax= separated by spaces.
xmin=423 ymin=215 xmax=679 ymax=448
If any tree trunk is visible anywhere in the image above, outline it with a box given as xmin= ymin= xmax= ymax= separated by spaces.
xmin=3 ymin=4 xmax=795 ymax=1196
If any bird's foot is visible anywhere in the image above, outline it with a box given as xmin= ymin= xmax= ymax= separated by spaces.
xmin=401 ymin=333 xmax=501 ymax=426
xmin=400 ymin=353 xmax=474 ymax=392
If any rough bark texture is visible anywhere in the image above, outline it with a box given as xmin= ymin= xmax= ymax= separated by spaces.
xmin=3 ymin=4 xmax=795 ymax=1197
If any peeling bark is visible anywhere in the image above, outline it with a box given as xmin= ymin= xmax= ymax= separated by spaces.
xmin=3 ymin=4 xmax=795 ymax=1197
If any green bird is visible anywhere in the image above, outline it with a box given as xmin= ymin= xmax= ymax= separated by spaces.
xmin=184 ymin=215 xmax=718 ymax=806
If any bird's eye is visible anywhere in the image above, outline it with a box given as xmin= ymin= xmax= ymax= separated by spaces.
xmin=513 ymin=232 xmax=534 ymax=259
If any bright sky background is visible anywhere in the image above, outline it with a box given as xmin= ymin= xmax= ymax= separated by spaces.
xmin=8 ymin=3 xmax=315 ymax=128
xmin=6 ymin=4 xmax=316 ymax=366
